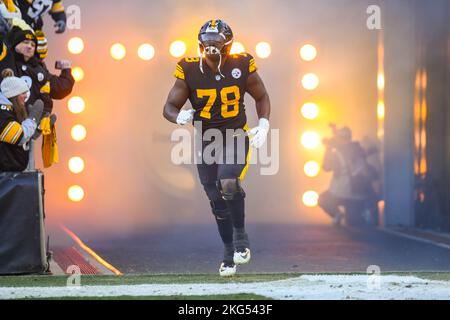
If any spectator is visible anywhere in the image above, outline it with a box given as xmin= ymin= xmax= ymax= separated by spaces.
xmin=4 ymin=22 xmax=74 ymax=114
xmin=0 ymin=68 xmax=42 ymax=171
xmin=318 ymin=125 xmax=378 ymax=226
xmin=15 ymin=0 xmax=66 ymax=34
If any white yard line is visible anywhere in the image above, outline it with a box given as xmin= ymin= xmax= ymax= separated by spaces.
xmin=1 ymin=275 xmax=449 ymax=300
xmin=380 ymin=228 xmax=450 ymax=250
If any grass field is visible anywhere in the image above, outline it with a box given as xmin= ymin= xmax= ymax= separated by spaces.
xmin=0 ymin=273 xmax=298 ymax=287
xmin=1 ymin=272 xmax=449 ymax=300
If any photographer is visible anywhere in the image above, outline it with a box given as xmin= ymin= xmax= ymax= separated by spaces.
xmin=318 ymin=125 xmax=378 ymax=226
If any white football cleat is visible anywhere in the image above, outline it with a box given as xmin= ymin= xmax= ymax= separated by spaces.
xmin=233 ymin=248 xmax=251 ymax=265
xmin=219 ymin=262 xmax=236 ymax=277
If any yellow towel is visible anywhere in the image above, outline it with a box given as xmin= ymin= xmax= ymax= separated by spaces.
xmin=41 ymin=119 xmax=59 ymax=168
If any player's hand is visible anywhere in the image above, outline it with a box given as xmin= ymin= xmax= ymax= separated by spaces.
xmin=249 ymin=118 xmax=270 ymax=148
xmin=176 ymin=109 xmax=195 ymax=125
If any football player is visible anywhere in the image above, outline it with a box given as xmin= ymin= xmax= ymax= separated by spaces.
xmin=163 ymin=19 xmax=271 ymax=276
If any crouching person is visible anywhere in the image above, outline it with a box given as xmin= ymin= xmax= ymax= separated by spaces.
xmin=0 ymin=68 xmax=42 ymax=171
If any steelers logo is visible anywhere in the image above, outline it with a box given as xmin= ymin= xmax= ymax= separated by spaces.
xmin=231 ymin=68 xmax=241 ymax=79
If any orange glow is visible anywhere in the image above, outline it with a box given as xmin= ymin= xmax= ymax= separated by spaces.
xmin=71 ymin=124 xmax=87 ymax=142
xmin=377 ymin=101 xmax=385 ymax=120
xmin=377 ymin=73 xmax=385 ymax=91
xmin=68 ymin=37 xmax=84 ymax=55
xmin=302 ymin=191 xmax=319 ymax=207
xmin=110 ymin=43 xmax=126 ymax=60
xmin=255 ymin=42 xmax=271 ymax=59
xmin=68 ymin=156 xmax=85 ymax=174
xmin=138 ymin=43 xmax=155 ymax=61
xmin=304 ymin=161 xmax=320 ymax=177
xmin=68 ymin=185 xmax=84 ymax=202
xmin=300 ymin=44 xmax=317 ymax=61
xmin=301 ymin=102 xmax=319 ymax=120
xmin=301 ymin=73 xmax=319 ymax=90
xmin=61 ymin=225 xmax=123 ymax=276
xmin=230 ymin=42 xmax=245 ymax=54
xmin=301 ymin=131 xmax=321 ymax=149
xmin=169 ymin=40 xmax=187 ymax=58
xmin=68 ymin=96 xmax=85 ymax=114
xmin=71 ymin=67 xmax=84 ymax=82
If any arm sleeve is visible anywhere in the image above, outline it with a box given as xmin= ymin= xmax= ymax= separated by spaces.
xmin=248 ymin=54 xmax=257 ymax=74
xmin=49 ymin=69 xmax=75 ymax=100
xmin=50 ymin=0 xmax=66 ymax=23
xmin=173 ymin=60 xmax=185 ymax=80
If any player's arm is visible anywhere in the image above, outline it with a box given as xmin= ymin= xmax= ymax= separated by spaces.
xmin=246 ymin=71 xmax=271 ymax=148
xmin=246 ymin=71 xmax=271 ymax=120
xmin=163 ymin=78 xmax=191 ymax=124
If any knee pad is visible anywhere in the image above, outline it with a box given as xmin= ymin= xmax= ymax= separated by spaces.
xmin=217 ymin=178 xmax=246 ymax=201
xmin=210 ymin=200 xmax=230 ymax=220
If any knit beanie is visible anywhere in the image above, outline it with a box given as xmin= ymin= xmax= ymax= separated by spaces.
xmin=0 ymin=69 xmax=29 ymax=98
xmin=6 ymin=24 xmax=37 ymax=49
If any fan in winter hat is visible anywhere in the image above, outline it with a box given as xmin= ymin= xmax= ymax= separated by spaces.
xmin=1 ymin=68 xmax=29 ymax=98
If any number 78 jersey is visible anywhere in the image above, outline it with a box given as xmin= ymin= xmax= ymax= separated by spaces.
xmin=174 ymin=53 xmax=257 ymax=132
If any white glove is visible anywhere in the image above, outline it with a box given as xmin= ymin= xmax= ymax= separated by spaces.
xmin=176 ymin=109 xmax=195 ymax=125
xmin=249 ymin=118 xmax=270 ymax=148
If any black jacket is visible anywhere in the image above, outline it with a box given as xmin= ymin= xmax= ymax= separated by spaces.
xmin=0 ymin=98 xmax=28 ymax=172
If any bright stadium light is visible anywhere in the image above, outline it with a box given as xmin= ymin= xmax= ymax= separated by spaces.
xmin=300 ymin=44 xmax=317 ymax=61
xmin=68 ymin=157 xmax=85 ymax=174
xmin=301 ymin=131 xmax=321 ymax=149
xmin=301 ymin=102 xmax=319 ymax=120
xmin=68 ymin=96 xmax=85 ymax=114
xmin=304 ymin=161 xmax=320 ymax=177
xmin=230 ymin=41 xmax=245 ymax=54
xmin=170 ymin=40 xmax=186 ymax=58
xmin=68 ymin=37 xmax=84 ymax=55
xmin=110 ymin=43 xmax=126 ymax=60
xmin=377 ymin=101 xmax=385 ymax=120
xmin=138 ymin=43 xmax=155 ymax=61
xmin=71 ymin=124 xmax=87 ymax=142
xmin=71 ymin=67 xmax=84 ymax=82
xmin=255 ymin=42 xmax=271 ymax=59
xmin=302 ymin=73 xmax=319 ymax=90
xmin=68 ymin=185 xmax=85 ymax=202
xmin=302 ymin=191 xmax=319 ymax=207
xmin=377 ymin=73 xmax=385 ymax=90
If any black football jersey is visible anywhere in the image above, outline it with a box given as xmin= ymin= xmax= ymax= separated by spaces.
xmin=0 ymin=104 xmax=28 ymax=172
xmin=174 ymin=53 xmax=257 ymax=131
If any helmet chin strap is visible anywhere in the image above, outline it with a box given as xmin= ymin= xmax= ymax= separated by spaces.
xmin=199 ymin=42 xmax=229 ymax=78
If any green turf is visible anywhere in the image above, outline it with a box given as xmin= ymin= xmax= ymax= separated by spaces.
xmin=0 ymin=273 xmax=299 ymax=287
xmin=1 ymin=272 xmax=449 ymax=288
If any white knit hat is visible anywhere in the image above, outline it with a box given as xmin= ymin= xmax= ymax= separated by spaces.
xmin=1 ymin=76 xmax=29 ymax=99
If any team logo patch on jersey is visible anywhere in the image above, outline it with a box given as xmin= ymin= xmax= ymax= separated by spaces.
xmin=232 ymin=68 xmax=242 ymax=79
xmin=1 ymin=105 xmax=12 ymax=112
xmin=37 ymin=73 xmax=44 ymax=82
xmin=22 ymin=65 xmax=27 ymax=71
xmin=215 ymin=75 xmax=222 ymax=81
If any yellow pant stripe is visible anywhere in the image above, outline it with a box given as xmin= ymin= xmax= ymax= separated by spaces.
xmin=239 ymin=124 xmax=252 ymax=181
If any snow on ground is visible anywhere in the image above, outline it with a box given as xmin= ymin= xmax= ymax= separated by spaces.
xmin=1 ymin=275 xmax=449 ymax=300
